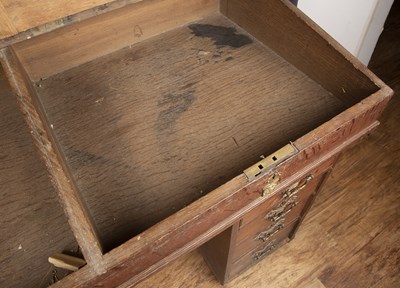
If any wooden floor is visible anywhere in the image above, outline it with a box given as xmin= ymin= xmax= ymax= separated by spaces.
xmin=137 ymin=3 xmax=400 ymax=288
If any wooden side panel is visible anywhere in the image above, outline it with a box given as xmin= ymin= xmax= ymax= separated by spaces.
xmin=0 ymin=47 xmax=105 ymax=273
xmin=0 ymin=62 xmax=78 ymax=288
xmin=12 ymin=0 xmax=219 ymax=81
xmin=199 ymin=225 xmax=237 ymax=284
xmin=221 ymin=0 xmax=380 ymax=105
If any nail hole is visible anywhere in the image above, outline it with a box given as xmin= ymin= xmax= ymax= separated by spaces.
xmin=272 ymin=156 xmax=278 ymax=161
xmin=258 ymin=164 xmax=264 ymax=170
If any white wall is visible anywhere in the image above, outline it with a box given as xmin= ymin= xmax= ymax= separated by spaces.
xmin=298 ymin=0 xmax=393 ymax=65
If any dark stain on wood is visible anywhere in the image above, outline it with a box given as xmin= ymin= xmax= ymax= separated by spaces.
xmin=156 ymin=83 xmax=197 ymax=132
xmin=188 ymin=24 xmax=253 ymax=48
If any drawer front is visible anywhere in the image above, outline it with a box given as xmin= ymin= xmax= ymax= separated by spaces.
xmin=236 ymin=173 xmax=320 ymax=245
xmin=239 ymin=154 xmax=337 ymax=228
xmin=232 ymin=155 xmax=336 ymax=262
xmin=229 ymin=220 xmax=299 ymax=279
xmin=233 ymin=216 xmax=299 ymax=262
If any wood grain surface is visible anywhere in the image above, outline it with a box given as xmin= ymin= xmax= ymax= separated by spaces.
xmin=0 ymin=0 xmax=121 ymax=39
xmin=0 ymin=47 xmax=105 ymax=271
xmin=34 ymin=15 xmax=345 ymax=250
xmin=0 ymin=64 xmax=78 ymax=287
xmin=133 ymin=3 xmax=400 ymax=286
xmin=12 ymin=0 xmax=219 ymax=81
xmin=221 ymin=0 xmax=380 ymax=105
xmin=0 ymin=1 xmax=17 ymax=38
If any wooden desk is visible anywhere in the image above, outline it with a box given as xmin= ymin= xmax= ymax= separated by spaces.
xmin=0 ymin=0 xmax=392 ymax=287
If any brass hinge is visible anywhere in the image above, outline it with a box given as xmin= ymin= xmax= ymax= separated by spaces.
xmin=243 ymin=143 xmax=298 ymax=182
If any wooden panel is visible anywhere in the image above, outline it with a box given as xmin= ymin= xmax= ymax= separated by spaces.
xmin=12 ymin=0 xmax=219 ymax=81
xmin=0 ymin=48 xmax=105 ymax=273
xmin=1 ymin=0 xmax=114 ymax=33
xmin=0 ymin=64 xmax=77 ymax=287
xmin=221 ymin=0 xmax=381 ymax=105
xmin=0 ymin=0 xmax=146 ymax=47
xmin=0 ymin=2 xmax=17 ymax=38
xmin=32 ymin=15 xmax=345 ymax=250
xmin=199 ymin=225 xmax=237 ymax=284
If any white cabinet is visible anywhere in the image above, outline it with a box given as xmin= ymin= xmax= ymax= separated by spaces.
xmin=298 ymin=0 xmax=393 ymax=64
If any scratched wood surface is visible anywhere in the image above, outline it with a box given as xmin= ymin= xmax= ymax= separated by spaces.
xmin=0 ymin=0 xmax=113 ymax=38
xmin=12 ymin=0 xmax=219 ymax=81
xmin=33 ymin=15 xmax=346 ymax=250
xmin=136 ymin=2 xmax=400 ymax=287
xmin=0 ymin=66 xmax=78 ymax=287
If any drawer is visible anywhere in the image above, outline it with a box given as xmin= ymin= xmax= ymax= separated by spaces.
xmin=229 ymin=220 xmax=299 ymax=279
xmin=236 ymin=171 xmax=326 ymax=245
xmin=232 ymin=156 xmax=336 ymax=262
xmin=233 ymin=216 xmax=299 ymax=262
xmin=239 ymin=155 xmax=336 ymax=229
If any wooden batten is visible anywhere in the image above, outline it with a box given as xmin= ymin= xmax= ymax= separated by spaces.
xmin=48 ymin=253 xmax=87 ymax=272
xmin=0 ymin=47 xmax=105 ymax=273
xmin=220 ymin=0 xmax=380 ymax=105
xmin=12 ymin=0 xmax=219 ymax=81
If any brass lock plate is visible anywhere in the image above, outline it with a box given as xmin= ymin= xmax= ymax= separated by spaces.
xmin=243 ymin=144 xmax=298 ymax=182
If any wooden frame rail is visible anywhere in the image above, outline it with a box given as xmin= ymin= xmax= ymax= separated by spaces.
xmin=0 ymin=47 xmax=105 ymax=274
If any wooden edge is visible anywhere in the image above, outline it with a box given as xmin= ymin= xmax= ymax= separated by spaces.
xmin=0 ymin=47 xmax=105 ymax=274
xmin=0 ymin=0 xmax=145 ymax=48
xmin=295 ymin=87 xmax=393 ymax=150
